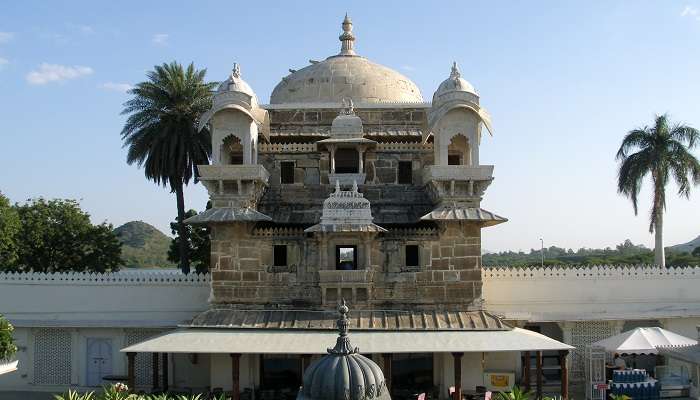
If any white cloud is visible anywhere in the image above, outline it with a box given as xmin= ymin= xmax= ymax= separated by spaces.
xmin=0 ymin=32 xmax=14 ymax=44
xmin=681 ymin=5 xmax=700 ymax=20
xmin=99 ymin=82 xmax=133 ymax=93
xmin=26 ymin=63 xmax=93 ymax=85
xmin=152 ymin=33 xmax=169 ymax=46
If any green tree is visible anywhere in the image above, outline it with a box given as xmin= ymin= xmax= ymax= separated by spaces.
xmin=168 ymin=207 xmax=211 ymax=274
xmin=693 ymin=246 xmax=700 ymax=257
xmin=616 ymin=114 xmax=700 ymax=267
xmin=9 ymin=198 xmax=122 ymax=273
xmin=0 ymin=193 xmax=20 ymax=266
xmin=120 ymin=61 xmax=216 ymax=274
xmin=0 ymin=315 xmax=17 ymax=362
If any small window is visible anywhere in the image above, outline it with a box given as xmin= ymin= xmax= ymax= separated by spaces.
xmin=398 ymin=161 xmax=412 ymax=184
xmin=448 ymin=154 xmax=461 ymax=166
xmin=405 ymin=245 xmax=419 ymax=267
xmin=335 ymin=148 xmax=359 ymax=173
xmin=336 ymin=246 xmax=357 ymax=270
xmin=280 ymin=162 xmax=295 ymax=184
xmin=273 ymin=245 xmax=287 ymax=266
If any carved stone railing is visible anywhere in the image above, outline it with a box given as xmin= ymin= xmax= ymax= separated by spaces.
xmin=318 ymin=269 xmax=373 ymax=283
xmin=422 ymin=165 xmax=494 ymax=183
xmin=198 ymin=164 xmax=270 ymax=181
xmin=376 ymin=142 xmax=433 ymax=152
xmin=482 ymin=265 xmax=700 ymax=280
xmin=0 ymin=270 xmax=210 ymax=285
xmin=259 ymin=143 xmax=317 ymax=153
xmin=328 ymin=173 xmax=366 ymax=187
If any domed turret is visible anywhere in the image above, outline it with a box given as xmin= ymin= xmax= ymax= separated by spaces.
xmin=432 ymin=62 xmax=478 ymax=107
xmin=297 ymin=301 xmax=391 ymax=400
xmin=217 ymin=63 xmax=258 ymax=107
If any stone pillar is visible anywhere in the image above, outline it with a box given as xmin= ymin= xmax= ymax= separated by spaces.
xmin=523 ymin=351 xmax=531 ymax=392
xmin=382 ymin=353 xmax=392 ymax=394
xmin=161 ymin=353 xmax=169 ymax=392
xmin=357 ymin=145 xmax=366 ymax=173
xmin=560 ymin=350 xmax=569 ymax=400
xmin=231 ymin=353 xmax=241 ymax=400
xmin=329 ymin=145 xmax=336 ymax=174
xmin=152 ymin=352 xmax=160 ymax=391
xmin=453 ymin=352 xmax=463 ymax=400
xmin=536 ymin=351 xmax=543 ymax=400
xmin=127 ymin=352 xmax=136 ymax=393
xmin=363 ymin=235 xmax=372 ymax=269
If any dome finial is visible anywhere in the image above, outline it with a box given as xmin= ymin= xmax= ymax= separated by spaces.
xmin=328 ymin=299 xmax=358 ymax=355
xmin=339 ymin=14 xmax=356 ymax=56
xmin=450 ymin=61 xmax=461 ymax=79
xmin=231 ymin=63 xmax=241 ymax=79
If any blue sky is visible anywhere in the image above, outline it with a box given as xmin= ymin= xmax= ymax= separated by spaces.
xmin=1 ymin=1 xmax=699 ymax=252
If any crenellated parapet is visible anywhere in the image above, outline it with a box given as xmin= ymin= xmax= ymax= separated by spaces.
xmin=482 ymin=265 xmax=700 ymax=280
xmin=0 ymin=270 xmax=210 ymax=285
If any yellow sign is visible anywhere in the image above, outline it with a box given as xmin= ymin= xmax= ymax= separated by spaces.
xmin=490 ymin=374 xmax=510 ymax=387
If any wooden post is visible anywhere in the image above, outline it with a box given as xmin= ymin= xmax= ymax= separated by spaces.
xmin=161 ymin=353 xmax=169 ymax=392
xmin=382 ymin=353 xmax=393 ymax=394
xmin=559 ymin=350 xmax=569 ymax=400
xmin=523 ymin=351 xmax=531 ymax=393
xmin=453 ymin=352 xmax=463 ymax=400
xmin=127 ymin=352 xmax=136 ymax=393
xmin=231 ymin=353 xmax=241 ymax=400
xmin=152 ymin=353 xmax=160 ymax=391
xmin=536 ymin=351 xmax=543 ymax=400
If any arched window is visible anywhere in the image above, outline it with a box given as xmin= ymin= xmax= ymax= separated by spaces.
xmin=447 ymin=134 xmax=470 ymax=166
xmin=222 ymin=135 xmax=243 ymax=165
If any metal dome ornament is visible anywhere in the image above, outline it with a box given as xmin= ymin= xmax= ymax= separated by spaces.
xmin=297 ymin=300 xmax=391 ymax=400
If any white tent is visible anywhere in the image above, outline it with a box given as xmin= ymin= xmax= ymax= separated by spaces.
xmin=591 ymin=327 xmax=697 ymax=354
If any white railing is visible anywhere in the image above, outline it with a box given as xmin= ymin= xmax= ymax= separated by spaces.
xmin=0 ymin=270 xmax=210 ymax=285
xmin=259 ymin=143 xmax=317 ymax=153
xmin=482 ymin=265 xmax=700 ymax=280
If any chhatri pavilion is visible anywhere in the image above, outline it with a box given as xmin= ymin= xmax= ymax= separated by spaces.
xmin=122 ymin=15 xmax=571 ymax=400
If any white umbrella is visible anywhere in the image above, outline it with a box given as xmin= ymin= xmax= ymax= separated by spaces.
xmin=591 ymin=327 xmax=697 ymax=354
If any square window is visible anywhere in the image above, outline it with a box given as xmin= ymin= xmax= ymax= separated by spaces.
xmin=398 ymin=161 xmax=412 ymax=184
xmin=336 ymin=245 xmax=357 ymax=270
xmin=405 ymin=245 xmax=419 ymax=267
xmin=448 ymin=154 xmax=461 ymax=166
xmin=280 ymin=162 xmax=295 ymax=184
xmin=273 ymin=245 xmax=287 ymax=266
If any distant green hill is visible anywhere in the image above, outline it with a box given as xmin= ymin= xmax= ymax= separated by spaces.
xmin=113 ymin=221 xmax=175 ymax=268
xmin=668 ymin=235 xmax=700 ymax=254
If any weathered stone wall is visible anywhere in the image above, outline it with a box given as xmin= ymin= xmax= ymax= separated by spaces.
xmin=209 ymin=220 xmax=483 ymax=310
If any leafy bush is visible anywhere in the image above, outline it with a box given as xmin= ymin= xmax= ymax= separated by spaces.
xmin=54 ymin=385 xmax=227 ymax=400
xmin=0 ymin=314 xmax=17 ymax=361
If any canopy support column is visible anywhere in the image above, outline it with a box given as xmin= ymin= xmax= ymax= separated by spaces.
xmin=523 ymin=351 xmax=531 ymax=393
xmin=560 ymin=350 xmax=569 ymax=400
xmin=152 ymin=353 xmax=160 ymax=391
xmin=382 ymin=353 xmax=392 ymax=394
xmin=127 ymin=352 xmax=136 ymax=393
xmin=536 ymin=351 xmax=543 ymax=400
xmin=231 ymin=353 xmax=241 ymax=400
xmin=161 ymin=353 xmax=169 ymax=392
xmin=453 ymin=352 xmax=463 ymax=400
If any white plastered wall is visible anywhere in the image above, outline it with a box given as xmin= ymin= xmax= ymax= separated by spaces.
xmin=212 ymin=109 xmax=258 ymax=165
xmin=433 ymin=109 xmax=480 ymax=166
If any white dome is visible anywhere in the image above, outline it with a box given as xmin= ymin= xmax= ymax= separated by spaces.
xmin=270 ymin=16 xmax=423 ymax=105
xmin=432 ymin=62 xmax=478 ymax=104
xmin=217 ymin=63 xmax=258 ymax=106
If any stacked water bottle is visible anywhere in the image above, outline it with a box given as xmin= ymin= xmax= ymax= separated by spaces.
xmin=610 ymin=369 xmax=660 ymax=400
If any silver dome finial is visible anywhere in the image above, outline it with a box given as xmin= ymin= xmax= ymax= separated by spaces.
xmin=339 ymin=14 xmax=356 ymax=56
xmin=328 ymin=299 xmax=357 ymax=355
xmin=231 ymin=63 xmax=241 ymax=79
xmin=450 ymin=61 xmax=461 ymax=79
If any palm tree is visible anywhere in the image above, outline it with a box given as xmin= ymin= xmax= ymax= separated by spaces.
xmin=616 ymin=114 xmax=700 ymax=267
xmin=121 ymin=61 xmax=216 ymax=274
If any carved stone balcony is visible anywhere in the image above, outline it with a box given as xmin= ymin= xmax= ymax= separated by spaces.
xmin=318 ymin=269 xmax=374 ymax=306
xmin=198 ymin=164 xmax=270 ymax=208
xmin=422 ymin=165 xmax=494 ymax=204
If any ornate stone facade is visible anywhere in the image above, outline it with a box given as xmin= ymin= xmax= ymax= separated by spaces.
xmin=188 ymin=15 xmax=506 ymax=313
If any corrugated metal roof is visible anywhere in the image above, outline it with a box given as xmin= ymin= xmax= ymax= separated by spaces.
xmin=184 ymin=208 xmax=272 ymax=225
xmin=188 ymin=309 xmax=509 ymax=331
xmin=420 ymin=205 xmax=507 ymax=226
xmin=304 ymin=223 xmax=387 ymax=233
